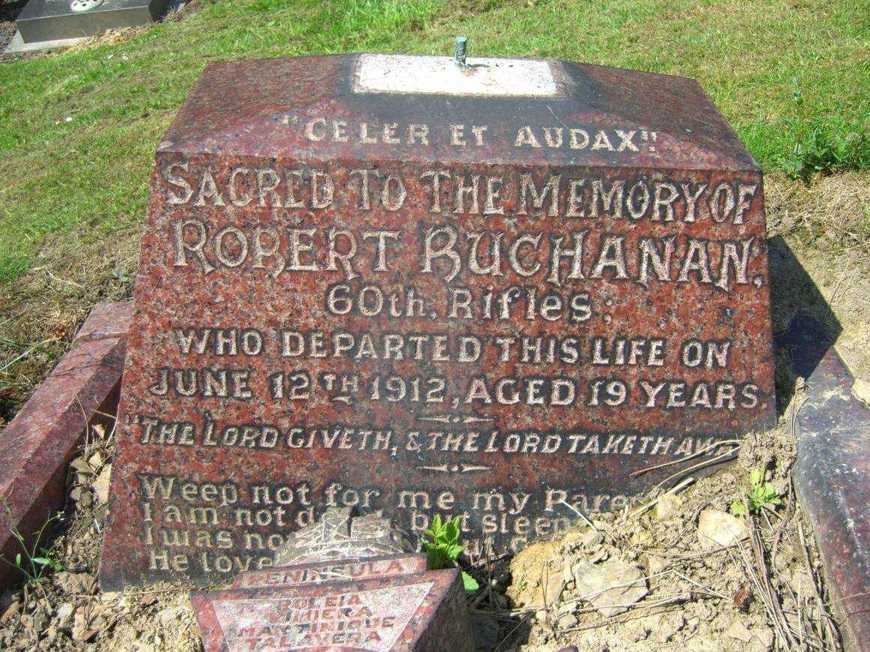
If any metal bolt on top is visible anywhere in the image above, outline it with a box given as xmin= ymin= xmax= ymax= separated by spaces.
xmin=454 ymin=36 xmax=468 ymax=68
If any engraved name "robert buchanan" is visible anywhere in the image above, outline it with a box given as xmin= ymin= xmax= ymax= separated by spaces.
xmin=163 ymin=165 xmax=763 ymax=293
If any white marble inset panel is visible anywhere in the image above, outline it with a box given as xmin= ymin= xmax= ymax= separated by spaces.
xmin=354 ymin=53 xmax=560 ymax=97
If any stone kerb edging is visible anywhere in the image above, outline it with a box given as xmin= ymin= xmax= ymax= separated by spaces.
xmin=0 ymin=301 xmax=132 ymax=588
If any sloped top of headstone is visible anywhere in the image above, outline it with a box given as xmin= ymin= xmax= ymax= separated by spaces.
xmin=157 ymin=53 xmax=758 ymax=171
xmin=273 ymin=508 xmax=411 ymax=566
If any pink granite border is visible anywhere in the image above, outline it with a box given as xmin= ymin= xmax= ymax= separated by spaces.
xmin=0 ymin=301 xmax=132 ymax=588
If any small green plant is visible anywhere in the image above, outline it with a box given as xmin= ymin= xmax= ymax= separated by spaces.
xmin=421 ymin=514 xmax=479 ymax=592
xmin=780 ymin=122 xmax=869 ymax=182
xmin=731 ymin=468 xmax=782 ymax=516
xmin=0 ymin=512 xmax=63 ymax=582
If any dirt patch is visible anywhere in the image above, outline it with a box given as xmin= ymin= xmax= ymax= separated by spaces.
xmin=767 ymin=171 xmax=869 ymax=260
xmin=494 ymin=422 xmax=842 ymax=651
xmin=0 ymin=224 xmax=137 ymax=429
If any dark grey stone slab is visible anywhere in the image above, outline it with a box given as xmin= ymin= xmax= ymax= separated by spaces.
xmin=17 ymin=0 xmax=171 ymax=43
xmin=4 ymin=30 xmax=86 ymax=55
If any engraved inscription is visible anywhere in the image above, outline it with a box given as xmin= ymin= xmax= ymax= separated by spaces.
xmin=212 ymin=583 xmax=432 ymax=651
xmin=113 ymin=158 xmax=772 ymax=580
xmin=118 ymin=158 xmax=773 ymax=576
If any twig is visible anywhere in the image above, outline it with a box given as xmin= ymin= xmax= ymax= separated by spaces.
xmin=494 ymin=610 xmax=533 ymax=652
xmin=44 ymin=269 xmax=84 ymax=289
xmin=831 ymin=590 xmax=870 ymax=604
xmin=562 ymin=594 xmax=702 ymax=633
xmin=669 ymin=570 xmax=728 ymax=599
xmin=797 ymin=519 xmax=841 ymax=650
xmin=771 ymin=475 xmax=796 ymax=568
xmin=671 ymin=500 xmax=710 ymax=545
xmin=626 ymin=477 xmax=694 ymax=519
xmin=558 ymin=569 xmax=676 ymax=608
xmin=0 ymin=338 xmax=58 ymax=373
xmin=755 ymin=516 xmax=796 ymax=649
xmin=569 ymin=592 xmax=692 ymax=616
xmin=476 ymin=592 xmax=696 ymax=620
xmin=664 ymin=543 xmax=739 ymax=561
xmin=736 ymin=516 xmax=797 ymax=650
xmin=829 ymin=267 xmax=853 ymax=307
xmin=630 ymin=439 xmax=740 ymax=477
xmin=791 ymin=377 xmax=808 ymax=442
xmin=650 ymin=449 xmax=737 ymax=493
xmin=559 ymin=499 xmax=597 ymax=532
xmin=541 ymin=562 xmax=558 ymax=638
xmin=90 ymin=408 xmax=118 ymax=422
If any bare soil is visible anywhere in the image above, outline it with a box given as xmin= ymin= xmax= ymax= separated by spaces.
xmin=497 ymin=422 xmax=841 ymax=651
xmin=765 ymin=171 xmax=870 ymax=382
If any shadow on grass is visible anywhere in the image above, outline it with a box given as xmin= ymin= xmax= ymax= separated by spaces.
xmin=768 ymin=235 xmax=842 ymax=414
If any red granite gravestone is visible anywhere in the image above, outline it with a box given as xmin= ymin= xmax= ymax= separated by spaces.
xmin=100 ymin=52 xmax=776 ymax=589
xmin=781 ymin=315 xmax=870 ymax=649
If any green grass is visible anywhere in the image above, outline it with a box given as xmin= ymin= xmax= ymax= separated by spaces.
xmin=0 ymin=0 xmax=867 ymax=283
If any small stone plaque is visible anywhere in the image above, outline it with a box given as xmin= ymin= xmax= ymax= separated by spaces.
xmin=100 ymin=54 xmax=776 ymax=589
xmin=354 ymin=54 xmax=561 ymax=97
xmin=191 ymin=570 xmax=473 ymax=652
